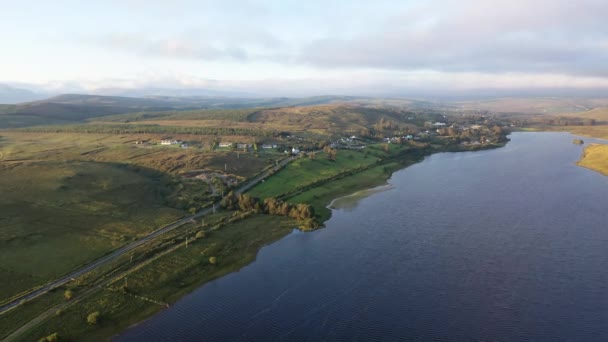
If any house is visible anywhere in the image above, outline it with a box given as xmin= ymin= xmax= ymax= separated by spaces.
xmin=237 ymin=143 xmax=252 ymax=149
xmin=180 ymin=143 xmax=189 ymax=148
xmin=219 ymin=142 xmax=232 ymax=148
xmin=160 ymin=139 xmax=179 ymax=145
xmin=262 ymin=144 xmax=278 ymax=149
xmin=291 ymin=147 xmax=300 ymax=154
xmin=432 ymin=122 xmax=447 ymax=127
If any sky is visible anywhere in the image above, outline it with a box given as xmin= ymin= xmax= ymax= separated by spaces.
xmin=1 ymin=0 xmax=608 ymax=97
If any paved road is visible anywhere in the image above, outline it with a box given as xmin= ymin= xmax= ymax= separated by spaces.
xmin=0 ymin=155 xmax=295 ymax=315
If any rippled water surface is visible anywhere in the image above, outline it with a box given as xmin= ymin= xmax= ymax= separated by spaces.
xmin=118 ymin=133 xmax=608 ymax=342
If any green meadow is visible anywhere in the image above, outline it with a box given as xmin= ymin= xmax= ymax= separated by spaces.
xmin=15 ymin=215 xmax=296 ymax=342
xmin=0 ymin=160 xmax=182 ymax=301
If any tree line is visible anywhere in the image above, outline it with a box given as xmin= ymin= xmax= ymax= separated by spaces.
xmin=220 ymin=192 xmax=318 ymax=228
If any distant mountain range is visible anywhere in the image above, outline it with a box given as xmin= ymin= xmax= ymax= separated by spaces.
xmin=2 ymin=91 xmax=608 ymax=130
xmin=0 ymin=85 xmax=48 ymax=103
xmin=0 ymin=93 xmax=373 ymax=129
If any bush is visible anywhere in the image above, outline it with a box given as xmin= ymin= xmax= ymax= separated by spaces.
xmin=39 ymin=332 xmax=59 ymax=341
xmin=195 ymin=231 xmax=206 ymax=239
xmin=63 ymin=290 xmax=72 ymax=301
xmin=208 ymin=256 xmax=217 ymax=265
xmin=87 ymin=311 xmax=100 ymax=325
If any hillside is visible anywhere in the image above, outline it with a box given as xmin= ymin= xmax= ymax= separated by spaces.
xmin=565 ymin=107 xmax=608 ymax=123
xmin=454 ymin=97 xmax=608 ymax=115
xmin=0 ymin=94 xmax=374 ymax=129
xmin=247 ymin=105 xmax=423 ymax=135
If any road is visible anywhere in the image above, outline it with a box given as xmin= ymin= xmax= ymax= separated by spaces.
xmin=0 ymin=155 xmax=295 ymax=315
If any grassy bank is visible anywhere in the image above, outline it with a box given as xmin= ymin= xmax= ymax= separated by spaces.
xmin=249 ymin=142 xmax=457 ymax=222
xmin=577 ymin=143 xmax=608 ymax=176
xmin=289 ymin=161 xmax=405 ymax=221
xmin=15 ymin=214 xmax=297 ymax=342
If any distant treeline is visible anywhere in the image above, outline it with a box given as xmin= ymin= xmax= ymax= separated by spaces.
xmin=16 ymin=124 xmax=280 ymax=137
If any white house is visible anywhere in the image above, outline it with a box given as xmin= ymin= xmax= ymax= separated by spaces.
xmin=160 ymin=139 xmax=179 ymax=145
xmin=291 ymin=147 xmax=300 ymax=154
xmin=219 ymin=142 xmax=232 ymax=148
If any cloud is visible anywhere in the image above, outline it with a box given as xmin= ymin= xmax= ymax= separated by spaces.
xmin=93 ymin=22 xmax=288 ymax=62
xmin=297 ymin=0 xmax=608 ymax=77
xmin=91 ymin=0 xmax=608 ymax=80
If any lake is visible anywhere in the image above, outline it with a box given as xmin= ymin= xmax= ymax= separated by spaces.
xmin=117 ymin=132 xmax=608 ymax=342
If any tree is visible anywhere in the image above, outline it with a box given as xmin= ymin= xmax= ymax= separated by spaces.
xmin=208 ymin=256 xmax=217 ymax=265
xmin=87 ymin=311 xmax=100 ymax=325
xmin=195 ymin=231 xmax=206 ymax=239
xmin=278 ymin=202 xmax=291 ymax=216
xmin=64 ymin=289 xmax=73 ymax=301
xmin=263 ymin=197 xmax=280 ymax=215
xmin=220 ymin=191 xmax=238 ymax=210
xmin=326 ymin=148 xmax=337 ymax=161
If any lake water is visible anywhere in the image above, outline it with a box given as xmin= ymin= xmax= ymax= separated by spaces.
xmin=117 ymin=133 xmax=608 ymax=342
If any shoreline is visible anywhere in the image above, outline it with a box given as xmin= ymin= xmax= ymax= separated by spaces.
xmin=576 ymin=143 xmax=608 ymax=176
xmin=13 ymin=142 xmax=508 ymax=341
xmin=113 ymin=142 xmax=510 ymax=340
xmin=327 ymin=183 xmax=395 ymax=210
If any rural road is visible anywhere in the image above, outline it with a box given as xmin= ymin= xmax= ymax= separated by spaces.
xmin=0 ymin=155 xmax=295 ymax=315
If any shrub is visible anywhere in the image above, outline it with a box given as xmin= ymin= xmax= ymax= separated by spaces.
xmin=63 ymin=290 xmax=72 ymax=301
xmin=87 ymin=311 xmax=100 ymax=325
xmin=195 ymin=231 xmax=206 ymax=239
xmin=208 ymin=256 xmax=217 ymax=265
xmin=39 ymin=332 xmax=59 ymax=341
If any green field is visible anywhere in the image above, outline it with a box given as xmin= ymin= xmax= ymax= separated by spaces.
xmin=248 ymin=143 xmax=423 ymax=221
xmin=248 ymin=145 xmax=408 ymax=199
xmin=0 ymin=160 xmax=182 ymax=301
xmin=0 ymin=131 xmax=279 ymax=301
xmin=15 ymin=214 xmax=296 ymax=342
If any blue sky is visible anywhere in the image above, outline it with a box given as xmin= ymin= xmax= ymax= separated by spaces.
xmin=2 ymin=0 xmax=608 ymax=96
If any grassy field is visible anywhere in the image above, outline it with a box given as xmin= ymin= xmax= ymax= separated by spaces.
xmin=549 ymin=125 xmax=608 ymax=140
xmin=0 ymin=131 xmax=279 ymax=301
xmin=0 ymin=132 xmax=276 ymax=176
xmin=577 ymin=143 xmax=608 ymax=176
xmin=248 ymin=150 xmax=377 ymax=198
xmin=289 ymin=162 xmax=406 ymax=221
xmin=0 ymin=160 xmax=183 ymax=301
xmin=16 ymin=214 xmax=297 ymax=342
xmin=565 ymin=107 xmax=608 ymax=122
xmin=248 ymin=143 xmax=419 ymax=221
